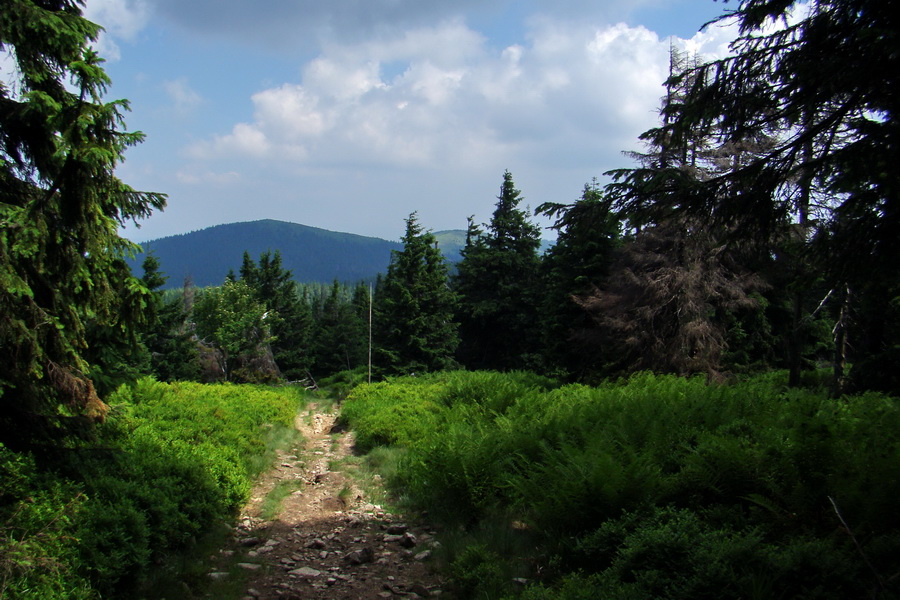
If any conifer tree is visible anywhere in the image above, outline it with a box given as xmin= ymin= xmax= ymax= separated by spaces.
xmin=311 ymin=281 xmax=367 ymax=376
xmin=238 ymin=250 xmax=313 ymax=379
xmin=373 ymin=212 xmax=459 ymax=375
xmin=593 ymin=49 xmax=767 ymax=380
xmin=536 ymin=180 xmax=621 ymax=377
xmin=140 ymin=254 xmax=201 ymax=382
xmin=1 ymin=0 xmax=166 ymax=445
xmin=454 ymin=171 xmax=542 ymax=370
xmin=607 ymin=0 xmax=899 ymax=391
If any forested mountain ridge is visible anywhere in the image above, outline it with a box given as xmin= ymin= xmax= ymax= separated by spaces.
xmin=128 ymin=219 xmax=410 ymax=288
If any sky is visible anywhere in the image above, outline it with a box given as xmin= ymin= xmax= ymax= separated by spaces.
xmin=81 ymin=0 xmax=742 ymax=243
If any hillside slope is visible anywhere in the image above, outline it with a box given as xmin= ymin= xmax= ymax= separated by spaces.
xmin=129 ymin=220 xmax=405 ymax=288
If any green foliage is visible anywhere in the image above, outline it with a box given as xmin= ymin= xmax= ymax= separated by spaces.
xmin=449 ymin=544 xmax=508 ymax=599
xmin=239 ymin=249 xmax=315 ymax=380
xmin=341 ymin=378 xmax=446 ymax=453
xmin=193 ymin=280 xmax=276 ymax=381
xmin=345 ymin=371 xmax=900 ymax=599
xmin=0 ymin=445 xmax=95 ymax=600
xmin=454 ymin=171 xmax=543 ymax=370
xmin=140 ymin=254 xmax=201 ymax=382
xmin=1 ymin=0 xmax=166 ymax=445
xmin=316 ymin=366 xmax=369 ymax=400
xmin=309 ymin=280 xmax=368 ymax=377
xmin=373 ymin=212 xmax=459 ymax=376
xmin=0 ymin=380 xmax=304 ymax=598
xmin=535 ymin=180 xmax=621 ymax=377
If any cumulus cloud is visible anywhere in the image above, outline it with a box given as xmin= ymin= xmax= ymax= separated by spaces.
xmin=186 ymin=18 xmax=739 ymax=174
xmin=84 ymin=0 xmax=152 ymax=60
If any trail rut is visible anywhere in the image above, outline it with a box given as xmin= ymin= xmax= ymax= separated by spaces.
xmin=222 ymin=403 xmax=445 ymax=600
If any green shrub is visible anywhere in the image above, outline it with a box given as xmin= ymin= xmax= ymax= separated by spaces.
xmin=0 ymin=379 xmax=306 ymax=598
xmin=0 ymin=445 xmax=95 ymax=600
xmin=449 ymin=543 xmax=509 ymax=599
xmin=346 ymin=370 xmax=900 ymax=599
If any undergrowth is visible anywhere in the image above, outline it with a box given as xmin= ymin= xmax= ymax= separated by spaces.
xmin=342 ymin=370 xmax=900 ymax=599
xmin=0 ymin=378 xmax=306 ymax=599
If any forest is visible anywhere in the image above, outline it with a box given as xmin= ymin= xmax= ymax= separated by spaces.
xmin=2 ymin=0 xmax=899 ymax=598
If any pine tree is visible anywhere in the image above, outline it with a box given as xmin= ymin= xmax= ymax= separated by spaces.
xmin=238 ymin=250 xmax=313 ymax=380
xmin=1 ymin=0 xmax=166 ymax=446
xmin=140 ymin=255 xmax=201 ymax=382
xmin=608 ymin=0 xmax=899 ymax=391
xmin=535 ymin=180 xmax=621 ymax=378
xmin=454 ymin=171 xmax=542 ymax=370
xmin=373 ymin=212 xmax=459 ymax=376
xmin=311 ymin=281 xmax=367 ymax=376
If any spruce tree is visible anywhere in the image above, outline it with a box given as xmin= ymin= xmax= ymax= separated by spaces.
xmin=536 ymin=180 xmax=621 ymax=378
xmin=238 ymin=250 xmax=313 ymax=380
xmin=454 ymin=171 xmax=542 ymax=370
xmin=607 ymin=0 xmax=899 ymax=392
xmin=311 ymin=281 xmax=367 ymax=376
xmin=1 ymin=0 xmax=166 ymax=445
xmin=373 ymin=212 xmax=459 ymax=375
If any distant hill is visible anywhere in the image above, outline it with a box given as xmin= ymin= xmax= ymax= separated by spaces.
xmin=128 ymin=220 xmax=401 ymax=289
xmin=128 ymin=219 xmax=474 ymax=289
xmin=432 ymin=230 xmax=468 ymax=263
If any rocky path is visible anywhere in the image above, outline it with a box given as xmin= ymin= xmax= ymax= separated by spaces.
xmin=224 ymin=403 xmax=445 ymax=600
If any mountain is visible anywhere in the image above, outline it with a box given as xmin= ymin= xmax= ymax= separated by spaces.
xmin=129 ymin=220 xmax=405 ymax=289
xmin=431 ymin=229 xmax=468 ymax=263
xmin=128 ymin=219 xmax=551 ymax=289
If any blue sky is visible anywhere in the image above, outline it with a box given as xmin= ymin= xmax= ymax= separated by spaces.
xmin=82 ymin=0 xmax=741 ymax=243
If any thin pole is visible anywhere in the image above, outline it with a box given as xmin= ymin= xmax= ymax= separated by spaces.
xmin=368 ymin=282 xmax=373 ymax=384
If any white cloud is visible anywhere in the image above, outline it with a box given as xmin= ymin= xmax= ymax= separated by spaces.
xmin=163 ymin=78 xmax=203 ymax=114
xmin=187 ymin=18 xmax=738 ymax=174
xmin=84 ymin=0 xmax=152 ymax=60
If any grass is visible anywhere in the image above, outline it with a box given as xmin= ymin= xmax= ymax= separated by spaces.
xmin=329 ymin=445 xmax=406 ymax=508
xmin=259 ymin=480 xmax=304 ymax=521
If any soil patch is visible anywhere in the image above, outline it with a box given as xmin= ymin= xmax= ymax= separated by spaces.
xmin=218 ymin=403 xmax=445 ymax=599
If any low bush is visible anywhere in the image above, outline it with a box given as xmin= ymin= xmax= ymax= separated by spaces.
xmin=344 ymin=370 xmax=900 ymax=599
xmin=0 ymin=378 xmax=305 ymax=598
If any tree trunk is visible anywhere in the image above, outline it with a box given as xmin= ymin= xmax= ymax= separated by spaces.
xmin=832 ymin=285 xmax=850 ymax=397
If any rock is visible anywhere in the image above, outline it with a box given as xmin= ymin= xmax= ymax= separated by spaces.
xmin=289 ymin=566 xmax=322 ymax=578
xmin=344 ymin=546 xmax=375 ymax=565
xmin=414 ymin=550 xmax=432 ymax=561
xmin=409 ymin=583 xmax=431 ymax=597
xmin=239 ymin=537 xmax=262 ymax=547
xmin=237 ymin=562 xmax=262 ymax=571
xmin=383 ymin=534 xmax=404 ymax=544
xmin=305 ymin=538 xmax=327 ymax=549
xmin=208 ymin=571 xmax=229 ymax=580
xmin=386 ymin=524 xmax=409 ymax=535
xmin=399 ymin=532 xmax=418 ymax=548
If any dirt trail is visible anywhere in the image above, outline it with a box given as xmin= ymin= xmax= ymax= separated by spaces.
xmin=227 ymin=403 xmax=445 ymax=600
